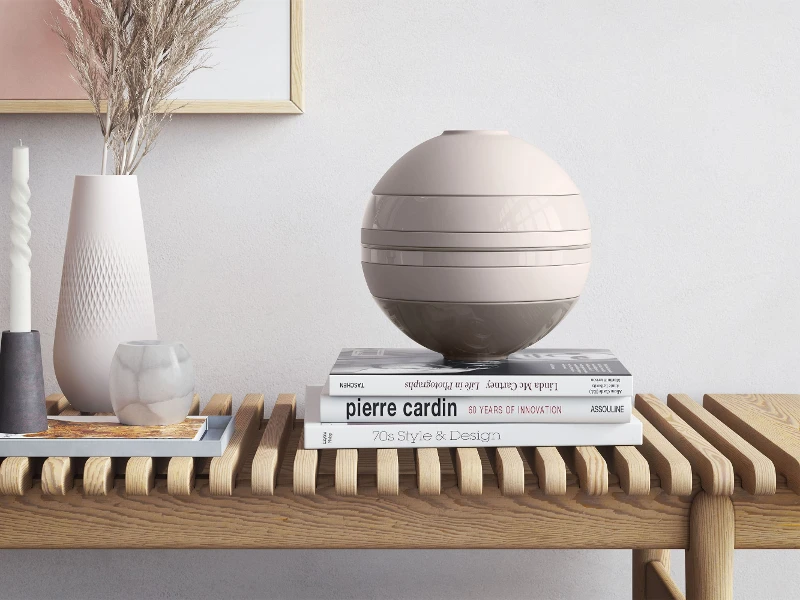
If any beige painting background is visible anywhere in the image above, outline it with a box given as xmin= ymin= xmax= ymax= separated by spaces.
xmin=0 ymin=0 xmax=83 ymax=99
xmin=0 ymin=0 xmax=291 ymax=102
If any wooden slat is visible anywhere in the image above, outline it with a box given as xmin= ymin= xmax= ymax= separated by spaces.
xmin=41 ymin=457 xmax=74 ymax=495
xmin=376 ymin=449 xmax=399 ymax=496
xmin=528 ymin=447 xmax=567 ymax=495
xmin=166 ymin=458 xmax=195 ymax=496
xmin=209 ymin=393 xmax=265 ymax=496
xmin=574 ymin=446 xmax=608 ymax=495
xmin=613 ymin=446 xmax=650 ymax=496
xmin=494 ymin=447 xmax=525 ymax=496
xmin=668 ymin=393 xmax=776 ymax=495
xmin=453 ymin=448 xmax=483 ymax=495
xmin=632 ymin=408 xmax=693 ymax=496
xmin=125 ymin=457 xmax=154 ymax=496
xmin=167 ymin=393 xmax=233 ymax=496
xmin=0 ymin=458 xmax=32 ymax=496
xmin=647 ymin=560 xmax=685 ymax=600
xmin=59 ymin=407 xmax=81 ymax=416
xmin=187 ymin=394 xmax=200 ymax=416
xmin=83 ymin=457 xmax=114 ymax=496
xmin=704 ymin=393 xmax=800 ymax=495
xmin=335 ymin=449 xmax=358 ymax=496
xmin=292 ymin=431 xmax=318 ymax=496
xmin=45 ymin=394 xmax=69 ymax=415
xmin=203 ymin=393 xmax=233 ymax=417
xmin=251 ymin=393 xmax=297 ymax=496
xmin=415 ymin=448 xmax=441 ymax=495
xmin=637 ymin=394 xmax=734 ymax=496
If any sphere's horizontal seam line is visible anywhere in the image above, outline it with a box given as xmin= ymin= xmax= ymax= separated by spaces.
xmin=373 ymin=296 xmax=579 ymax=305
xmin=370 ymin=193 xmax=582 ymax=198
xmin=362 ymin=228 xmax=591 ymax=234
xmin=362 ymin=262 xmax=590 ymax=269
xmin=361 ymin=245 xmax=592 ymax=252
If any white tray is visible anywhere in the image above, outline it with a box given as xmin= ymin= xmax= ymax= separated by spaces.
xmin=0 ymin=416 xmax=235 ymax=457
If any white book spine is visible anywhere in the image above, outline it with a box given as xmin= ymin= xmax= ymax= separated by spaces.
xmin=303 ymin=419 xmax=642 ymax=449
xmin=328 ymin=374 xmax=631 ymax=397
xmin=318 ymin=395 xmax=632 ymax=423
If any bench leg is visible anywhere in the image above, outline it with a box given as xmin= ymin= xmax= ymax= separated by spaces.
xmin=686 ymin=491 xmax=734 ymax=600
xmin=634 ymin=549 xmax=684 ymax=600
xmin=633 ymin=550 xmax=669 ymax=599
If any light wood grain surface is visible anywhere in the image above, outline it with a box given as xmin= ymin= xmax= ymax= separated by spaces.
xmin=0 ymin=458 xmax=33 ymax=496
xmin=1 ymin=393 xmax=799 ymax=561
xmin=453 ymin=448 xmax=483 ymax=495
xmin=668 ymin=393 xmax=775 ymax=495
xmin=704 ymin=394 xmax=800 ymax=494
xmin=633 ymin=549 xmax=673 ymax=600
xmin=492 ymin=447 xmax=525 ymax=496
xmin=125 ymin=457 xmax=154 ymax=496
xmin=686 ymin=491 xmax=734 ymax=600
xmin=637 ymin=394 xmax=734 ymax=496
xmin=209 ymin=393 xmax=264 ymax=496
xmin=2 ymin=479 xmax=799 ymax=549
xmin=528 ymin=447 xmax=567 ymax=495
xmin=613 ymin=446 xmax=651 ymax=496
xmin=732 ymin=484 xmax=800 ymax=548
xmin=335 ymin=449 xmax=358 ymax=496
xmin=83 ymin=457 xmax=114 ymax=496
xmin=647 ymin=560 xmax=685 ymax=600
xmin=415 ymin=448 xmax=441 ymax=495
xmin=41 ymin=456 xmax=74 ymax=495
xmin=574 ymin=446 xmax=609 ymax=496
xmin=293 ymin=431 xmax=318 ymax=496
xmin=376 ymin=449 xmax=399 ymax=496
xmin=45 ymin=394 xmax=69 ymax=415
xmin=0 ymin=482 xmax=691 ymax=549
xmin=166 ymin=394 xmax=234 ymax=496
xmin=632 ymin=407 xmax=694 ymax=497
xmin=251 ymin=393 xmax=296 ymax=496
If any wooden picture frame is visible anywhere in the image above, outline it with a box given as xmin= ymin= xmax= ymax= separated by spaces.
xmin=0 ymin=0 xmax=304 ymax=114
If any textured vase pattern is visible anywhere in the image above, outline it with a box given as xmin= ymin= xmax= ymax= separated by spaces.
xmin=54 ymin=175 xmax=157 ymax=413
xmin=57 ymin=236 xmax=155 ymax=340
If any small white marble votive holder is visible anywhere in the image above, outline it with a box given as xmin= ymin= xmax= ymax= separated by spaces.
xmin=110 ymin=340 xmax=195 ymax=426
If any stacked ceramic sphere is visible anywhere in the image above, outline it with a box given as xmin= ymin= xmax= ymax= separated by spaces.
xmin=361 ymin=130 xmax=591 ymax=360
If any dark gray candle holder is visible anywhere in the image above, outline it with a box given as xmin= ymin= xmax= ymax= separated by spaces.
xmin=0 ymin=330 xmax=47 ymax=434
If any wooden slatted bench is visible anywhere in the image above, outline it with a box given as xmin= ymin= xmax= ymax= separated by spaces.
xmin=0 ymin=392 xmax=798 ymax=600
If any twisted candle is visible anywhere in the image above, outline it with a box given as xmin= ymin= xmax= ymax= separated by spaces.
xmin=10 ymin=141 xmax=31 ymax=332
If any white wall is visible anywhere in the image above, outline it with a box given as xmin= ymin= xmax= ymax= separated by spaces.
xmin=0 ymin=0 xmax=798 ymax=598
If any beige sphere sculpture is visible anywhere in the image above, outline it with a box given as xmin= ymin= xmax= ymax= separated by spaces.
xmin=362 ymin=130 xmax=591 ymax=360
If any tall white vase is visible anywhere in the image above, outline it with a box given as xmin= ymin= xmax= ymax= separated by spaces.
xmin=54 ymin=175 xmax=157 ymax=413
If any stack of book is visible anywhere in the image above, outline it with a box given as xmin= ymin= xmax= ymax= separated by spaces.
xmin=303 ymin=348 xmax=642 ymax=449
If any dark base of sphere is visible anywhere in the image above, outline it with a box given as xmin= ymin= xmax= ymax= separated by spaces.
xmin=0 ymin=330 xmax=48 ymax=434
xmin=373 ymin=297 xmax=578 ymax=361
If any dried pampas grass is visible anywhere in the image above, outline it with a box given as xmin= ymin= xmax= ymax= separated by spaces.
xmin=53 ymin=0 xmax=240 ymax=175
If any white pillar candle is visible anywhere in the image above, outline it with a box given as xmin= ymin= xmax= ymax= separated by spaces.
xmin=10 ymin=141 xmax=31 ymax=333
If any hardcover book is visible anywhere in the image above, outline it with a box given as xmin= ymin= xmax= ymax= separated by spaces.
xmin=318 ymin=392 xmax=632 ymax=423
xmin=304 ymin=386 xmax=642 ymax=449
xmin=303 ymin=420 xmax=643 ymax=449
xmin=327 ymin=348 xmax=632 ymax=397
